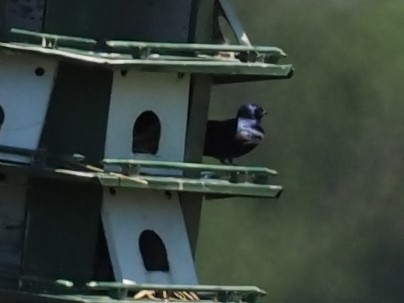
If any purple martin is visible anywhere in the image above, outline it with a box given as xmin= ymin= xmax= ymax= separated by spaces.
xmin=203 ymin=103 xmax=267 ymax=164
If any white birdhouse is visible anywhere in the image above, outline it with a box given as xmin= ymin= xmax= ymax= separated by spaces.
xmin=0 ymin=0 xmax=290 ymax=301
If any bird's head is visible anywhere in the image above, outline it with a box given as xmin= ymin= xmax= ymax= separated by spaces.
xmin=237 ymin=103 xmax=267 ymax=121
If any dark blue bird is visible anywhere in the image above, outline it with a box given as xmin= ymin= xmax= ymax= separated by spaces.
xmin=203 ymin=103 xmax=267 ymax=164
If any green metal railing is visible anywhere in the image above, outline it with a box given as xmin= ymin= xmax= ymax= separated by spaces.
xmin=0 ymin=274 xmax=267 ymax=303
xmin=0 ymin=29 xmax=293 ymax=83
xmin=0 ymin=145 xmax=283 ymax=199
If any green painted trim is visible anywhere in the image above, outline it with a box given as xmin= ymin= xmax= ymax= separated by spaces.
xmin=20 ymin=275 xmax=74 ymax=288
xmin=87 ymin=281 xmax=266 ymax=294
xmin=10 ymin=28 xmax=285 ymax=56
xmin=95 ymin=173 xmax=283 ymax=198
xmin=106 ymin=40 xmax=285 ymax=56
xmin=10 ymin=28 xmax=97 ymax=45
xmin=0 ymin=287 xmax=264 ymax=303
xmin=86 ymin=281 xmax=266 ymax=302
xmin=0 ymin=162 xmax=282 ymax=199
xmin=0 ymin=42 xmax=292 ymax=79
xmin=102 ymin=159 xmax=278 ymax=175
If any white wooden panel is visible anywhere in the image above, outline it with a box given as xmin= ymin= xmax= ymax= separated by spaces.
xmin=102 ymin=188 xmax=197 ymax=284
xmin=105 ymin=71 xmax=190 ymax=163
xmin=0 ymin=172 xmax=27 ymax=272
xmin=0 ymin=52 xmax=57 ymax=163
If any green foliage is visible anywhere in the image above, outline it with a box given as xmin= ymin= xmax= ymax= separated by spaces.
xmin=196 ymin=1 xmax=404 ymax=302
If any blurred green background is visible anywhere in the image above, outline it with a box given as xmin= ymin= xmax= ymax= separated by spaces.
xmin=196 ymin=1 xmax=404 ymax=302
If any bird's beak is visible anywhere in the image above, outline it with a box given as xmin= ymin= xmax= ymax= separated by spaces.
xmin=262 ymin=110 xmax=268 ymax=116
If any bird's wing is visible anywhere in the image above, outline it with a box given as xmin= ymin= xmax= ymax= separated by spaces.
xmin=204 ymin=119 xmax=237 ymax=157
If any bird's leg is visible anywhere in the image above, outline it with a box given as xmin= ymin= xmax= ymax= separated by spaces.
xmin=226 ymin=157 xmax=238 ymax=165
xmin=227 ymin=158 xmax=239 ymax=166
xmin=219 ymin=158 xmax=238 ymax=165
xmin=220 ymin=158 xmax=233 ymax=165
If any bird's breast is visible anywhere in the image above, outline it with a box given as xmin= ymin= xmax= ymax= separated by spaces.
xmin=236 ymin=119 xmax=265 ymax=145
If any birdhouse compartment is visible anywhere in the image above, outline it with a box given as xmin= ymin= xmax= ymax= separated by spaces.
xmin=0 ymin=52 xmax=57 ymax=163
xmin=104 ymin=70 xmax=190 ymax=174
xmin=102 ymin=188 xmax=197 ymax=284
